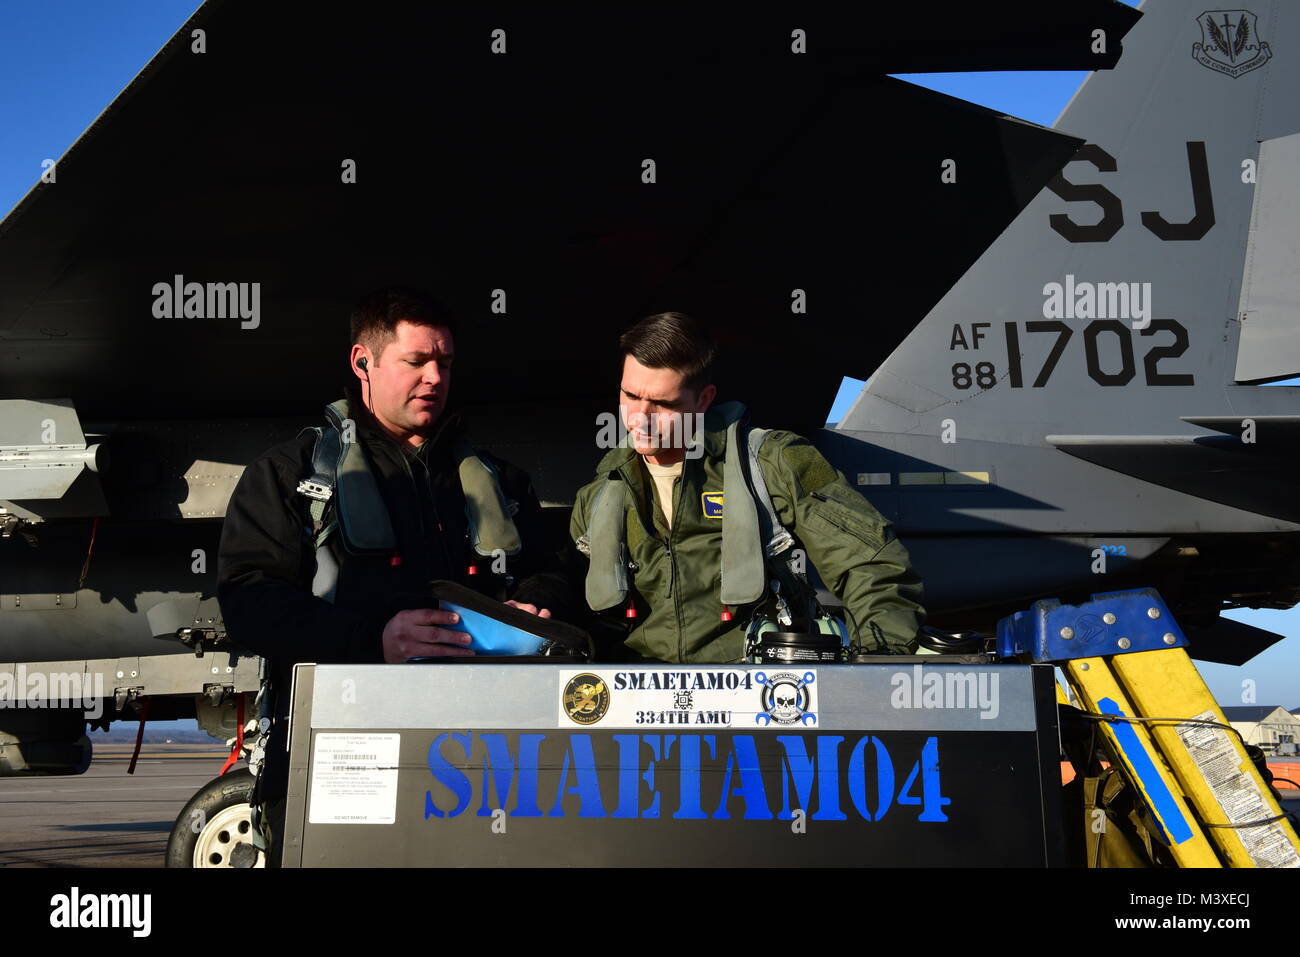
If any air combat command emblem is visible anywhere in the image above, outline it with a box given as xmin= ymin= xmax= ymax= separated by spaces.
xmin=1193 ymin=10 xmax=1273 ymax=79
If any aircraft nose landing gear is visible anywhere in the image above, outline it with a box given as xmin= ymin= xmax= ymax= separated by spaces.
xmin=165 ymin=768 xmax=265 ymax=868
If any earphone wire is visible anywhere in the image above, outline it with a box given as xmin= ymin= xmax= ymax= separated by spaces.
xmin=359 ymin=356 xmax=373 ymax=415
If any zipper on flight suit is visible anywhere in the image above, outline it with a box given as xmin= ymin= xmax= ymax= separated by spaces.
xmin=667 ymin=470 xmax=685 ymax=662
xmin=619 ymin=461 xmax=686 ymax=658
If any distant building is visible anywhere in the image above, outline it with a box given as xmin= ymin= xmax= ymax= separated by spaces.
xmin=1221 ymin=706 xmax=1300 ymax=756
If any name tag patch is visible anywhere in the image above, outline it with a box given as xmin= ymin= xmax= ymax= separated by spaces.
xmin=702 ymin=492 xmax=724 ymax=518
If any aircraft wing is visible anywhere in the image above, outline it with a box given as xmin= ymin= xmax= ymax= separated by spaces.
xmin=0 ymin=0 xmax=1140 ymax=435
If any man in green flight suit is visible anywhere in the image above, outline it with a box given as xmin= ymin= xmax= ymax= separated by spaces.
xmin=570 ymin=311 xmax=924 ymax=663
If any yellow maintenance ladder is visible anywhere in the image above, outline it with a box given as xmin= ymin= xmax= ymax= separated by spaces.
xmin=998 ymin=587 xmax=1300 ymax=868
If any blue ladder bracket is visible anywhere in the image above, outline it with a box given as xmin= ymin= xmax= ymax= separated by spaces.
xmin=995 ymin=587 xmax=1189 ymax=664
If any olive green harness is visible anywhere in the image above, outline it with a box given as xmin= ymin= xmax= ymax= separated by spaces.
xmin=296 ymin=399 xmax=521 ymax=602
xmin=580 ymin=410 xmax=795 ymax=613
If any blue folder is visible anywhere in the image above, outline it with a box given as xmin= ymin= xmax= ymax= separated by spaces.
xmin=439 ymin=599 xmax=549 ymax=655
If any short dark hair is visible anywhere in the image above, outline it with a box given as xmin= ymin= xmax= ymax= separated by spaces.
xmin=618 ymin=311 xmax=716 ymax=392
xmin=350 ymin=286 xmax=458 ymax=363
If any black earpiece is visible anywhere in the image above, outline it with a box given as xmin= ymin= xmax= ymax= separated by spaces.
xmin=357 ymin=354 xmax=372 ymax=414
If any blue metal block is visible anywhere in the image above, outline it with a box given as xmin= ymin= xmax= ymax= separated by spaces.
xmin=995 ymin=587 xmax=1188 ymax=663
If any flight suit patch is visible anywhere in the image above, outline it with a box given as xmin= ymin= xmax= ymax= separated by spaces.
xmin=702 ymin=492 xmax=724 ymax=518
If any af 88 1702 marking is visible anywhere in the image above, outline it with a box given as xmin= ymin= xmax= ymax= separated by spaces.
xmin=947 ymin=319 xmax=1194 ymax=390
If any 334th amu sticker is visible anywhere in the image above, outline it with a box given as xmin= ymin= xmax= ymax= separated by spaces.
xmin=558 ymin=669 xmax=818 ymax=729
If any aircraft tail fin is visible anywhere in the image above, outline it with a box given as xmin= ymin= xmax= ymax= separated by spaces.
xmin=843 ymin=0 xmax=1300 ymax=450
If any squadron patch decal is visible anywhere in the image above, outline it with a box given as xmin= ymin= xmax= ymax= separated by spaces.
xmin=555 ymin=668 xmax=807 ymax=729
xmin=701 ymin=491 xmax=724 ymax=518
xmin=756 ymin=671 xmax=817 ymax=727
xmin=562 ymin=673 xmax=610 ymax=725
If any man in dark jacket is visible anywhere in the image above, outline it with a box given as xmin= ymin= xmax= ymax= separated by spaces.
xmin=217 ymin=287 xmax=570 ymax=863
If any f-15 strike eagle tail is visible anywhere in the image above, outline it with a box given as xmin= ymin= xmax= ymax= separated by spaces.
xmin=824 ymin=0 xmax=1300 ymax=643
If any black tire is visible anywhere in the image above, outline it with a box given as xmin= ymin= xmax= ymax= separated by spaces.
xmin=165 ymin=768 xmax=263 ymax=868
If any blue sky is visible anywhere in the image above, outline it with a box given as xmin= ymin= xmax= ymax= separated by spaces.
xmin=1 ymin=1 xmax=1295 ymax=715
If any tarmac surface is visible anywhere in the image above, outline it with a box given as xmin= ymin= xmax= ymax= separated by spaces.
xmin=0 ymin=743 xmax=230 ymax=868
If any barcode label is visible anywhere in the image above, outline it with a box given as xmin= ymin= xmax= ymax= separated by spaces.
xmin=1177 ymin=711 xmax=1299 ymax=868
xmin=308 ymin=733 xmax=401 ymax=825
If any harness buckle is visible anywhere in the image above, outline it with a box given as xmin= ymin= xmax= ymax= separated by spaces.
xmin=766 ymin=529 xmax=796 ymax=557
xmin=296 ymin=479 xmax=333 ymax=503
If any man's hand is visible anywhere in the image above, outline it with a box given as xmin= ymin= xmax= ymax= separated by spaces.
xmin=382 ymin=608 xmax=474 ymax=662
xmin=504 ymin=600 xmax=552 ymax=619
